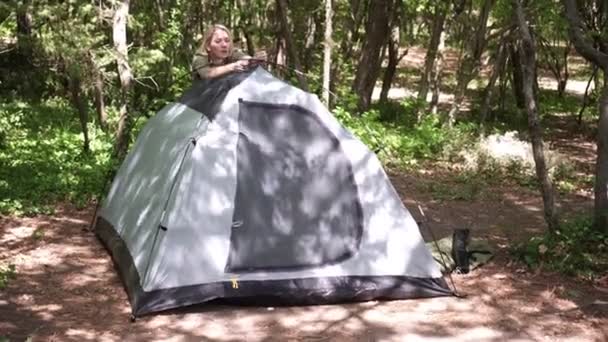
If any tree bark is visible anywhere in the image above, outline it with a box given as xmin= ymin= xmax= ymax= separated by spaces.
xmin=113 ymin=0 xmax=134 ymax=159
xmin=322 ymin=0 xmax=333 ymax=106
xmin=513 ymin=0 xmax=559 ymax=232
xmin=417 ymin=4 xmax=447 ymax=107
xmin=16 ymin=0 xmax=33 ymax=56
xmin=68 ymin=75 xmax=90 ymax=153
xmin=380 ymin=0 xmax=405 ymax=105
xmin=480 ymin=40 xmax=508 ymax=127
xmin=447 ymin=0 xmax=495 ymax=125
xmin=510 ymin=42 xmax=526 ymax=109
xmin=87 ymin=52 xmax=107 ymax=131
xmin=562 ymin=0 xmax=608 ymax=233
xmin=578 ymin=66 xmax=598 ymax=125
xmin=352 ymin=0 xmax=392 ymax=113
xmin=154 ymin=0 xmax=165 ymax=30
xmin=429 ymin=29 xmax=447 ymax=115
xmin=276 ymin=0 xmax=309 ymax=91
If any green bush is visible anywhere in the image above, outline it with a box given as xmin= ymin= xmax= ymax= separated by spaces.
xmin=333 ymin=105 xmax=477 ymax=166
xmin=0 ymin=264 xmax=16 ymax=289
xmin=512 ymin=215 xmax=608 ymax=280
xmin=0 ymin=99 xmax=114 ymax=216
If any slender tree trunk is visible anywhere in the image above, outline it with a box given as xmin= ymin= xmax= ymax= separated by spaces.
xmin=68 ymin=75 xmax=90 ymax=153
xmin=276 ymin=0 xmax=309 ymax=91
xmin=579 ymin=66 xmax=599 ymax=125
xmin=379 ymin=34 xmax=402 ymax=104
xmin=447 ymin=0 xmax=495 ymax=125
xmin=563 ymin=0 xmax=608 ymax=233
xmin=87 ymin=52 xmax=107 ymax=131
xmin=154 ymin=0 xmax=165 ymax=30
xmin=480 ymin=41 xmax=508 ymax=127
xmin=236 ymin=0 xmax=255 ymax=56
xmin=418 ymin=5 xmax=447 ymax=106
xmin=513 ymin=0 xmax=559 ymax=232
xmin=322 ymin=0 xmax=333 ymax=106
xmin=595 ymin=73 xmax=608 ymax=232
xmin=341 ymin=0 xmax=365 ymax=62
xmin=352 ymin=0 xmax=392 ymax=113
xmin=113 ymin=0 xmax=133 ymax=159
xmin=380 ymin=0 xmax=405 ymax=105
xmin=510 ymin=42 xmax=526 ymax=109
xmin=16 ymin=0 xmax=33 ymax=56
xmin=429 ymin=31 xmax=446 ymax=115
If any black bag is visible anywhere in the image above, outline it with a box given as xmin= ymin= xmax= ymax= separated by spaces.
xmin=452 ymin=229 xmax=470 ymax=274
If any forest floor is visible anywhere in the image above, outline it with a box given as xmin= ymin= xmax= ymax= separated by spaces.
xmin=1 ymin=49 xmax=608 ymax=341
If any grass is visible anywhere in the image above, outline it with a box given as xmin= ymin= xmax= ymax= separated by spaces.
xmin=0 ymin=99 xmax=114 ymax=216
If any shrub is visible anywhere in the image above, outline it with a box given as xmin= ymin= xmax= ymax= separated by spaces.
xmin=512 ymin=215 xmax=608 ymax=280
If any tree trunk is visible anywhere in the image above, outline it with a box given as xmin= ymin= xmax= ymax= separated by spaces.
xmin=595 ymin=73 xmax=608 ymax=233
xmin=379 ymin=33 xmax=399 ymax=104
xmin=429 ymin=30 xmax=447 ymax=115
xmin=352 ymin=0 xmax=392 ymax=113
xmin=276 ymin=0 xmax=309 ymax=91
xmin=513 ymin=0 xmax=559 ymax=232
xmin=447 ymin=0 xmax=495 ymax=125
xmin=236 ymin=0 xmax=256 ymax=56
xmin=510 ymin=42 xmax=526 ymax=109
xmin=563 ymin=0 xmax=608 ymax=233
xmin=68 ymin=75 xmax=90 ymax=153
xmin=417 ymin=4 xmax=447 ymax=106
xmin=480 ymin=41 xmax=508 ymax=127
xmin=87 ymin=52 xmax=107 ymax=131
xmin=154 ymin=0 xmax=165 ymax=30
xmin=341 ymin=0 xmax=366 ymax=62
xmin=113 ymin=0 xmax=134 ymax=159
xmin=380 ymin=0 xmax=405 ymax=105
xmin=16 ymin=1 xmax=33 ymax=56
xmin=322 ymin=0 xmax=333 ymax=106
xmin=578 ymin=66 xmax=598 ymax=125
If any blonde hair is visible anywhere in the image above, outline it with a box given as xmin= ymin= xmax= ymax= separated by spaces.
xmin=201 ymin=24 xmax=233 ymax=57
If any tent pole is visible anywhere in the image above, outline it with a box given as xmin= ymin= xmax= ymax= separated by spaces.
xmin=416 ymin=204 xmax=466 ymax=298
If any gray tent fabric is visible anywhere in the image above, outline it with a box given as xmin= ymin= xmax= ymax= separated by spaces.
xmin=227 ymin=100 xmax=363 ymax=272
xmin=95 ymin=67 xmax=453 ymax=316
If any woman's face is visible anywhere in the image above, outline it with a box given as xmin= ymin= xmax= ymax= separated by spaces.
xmin=207 ymin=29 xmax=231 ymax=60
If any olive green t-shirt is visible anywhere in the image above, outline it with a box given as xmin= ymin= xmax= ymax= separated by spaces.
xmin=192 ymin=49 xmax=249 ymax=80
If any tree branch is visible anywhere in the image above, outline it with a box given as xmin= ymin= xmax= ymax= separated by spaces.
xmin=562 ymin=0 xmax=608 ymax=68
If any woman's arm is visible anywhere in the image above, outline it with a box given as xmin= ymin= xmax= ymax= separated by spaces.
xmin=203 ymin=60 xmax=250 ymax=78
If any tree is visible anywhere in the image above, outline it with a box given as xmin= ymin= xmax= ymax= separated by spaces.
xmin=417 ymin=2 xmax=448 ymax=115
xmin=322 ymin=0 xmax=333 ymax=106
xmin=352 ymin=0 xmax=392 ymax=113
xmin=276 ymin=0 xmax=309 ymax=91
xmin=513 ymin=0 xmax=559 ymax=232
xmin=379 ymin=0 xmax=408 ymax=106
xmin=447 ymin=0 xmax=496 ymax=125
xmin=563 ymin=0 xmax=608 ymax=234
xmin=113 ymin=0 xmax=134 ymax=159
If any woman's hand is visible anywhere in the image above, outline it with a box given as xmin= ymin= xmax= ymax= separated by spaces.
xmin=231 ymin=60 xmax=250 ymax=72
xmin=253 ymin=51 xmax=267 ymax=61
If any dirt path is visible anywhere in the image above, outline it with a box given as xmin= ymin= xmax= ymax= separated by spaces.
xmin=1 ymin=188 xmax=606 ymax=341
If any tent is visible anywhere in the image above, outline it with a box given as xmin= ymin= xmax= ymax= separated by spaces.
xmin=95 ymin=67 xmax=452 ymax=317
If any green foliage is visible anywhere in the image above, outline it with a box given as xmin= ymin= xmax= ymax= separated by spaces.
xmin=0 ymin=264 xmax=16 ymax=289
xmin=333 ymin=103 xmax=477 ymax=166
xmin=513 ymin=215 xmax=608 ymax=280
xmin=0 ymin=99 xmax=113 ymax=216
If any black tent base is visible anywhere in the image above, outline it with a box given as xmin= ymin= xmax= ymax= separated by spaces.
xmin=96 ymin=217 xmax=453 ymax=317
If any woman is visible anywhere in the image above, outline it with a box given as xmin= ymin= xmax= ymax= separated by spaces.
xmin=192 ymin=24 xmax=260 ymax=80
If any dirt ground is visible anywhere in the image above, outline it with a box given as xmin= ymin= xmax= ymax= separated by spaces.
xmin=1 ymin=181 xmax=607 ymax=342
xmin=1 ymin=49 xmax=608 ymax=341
